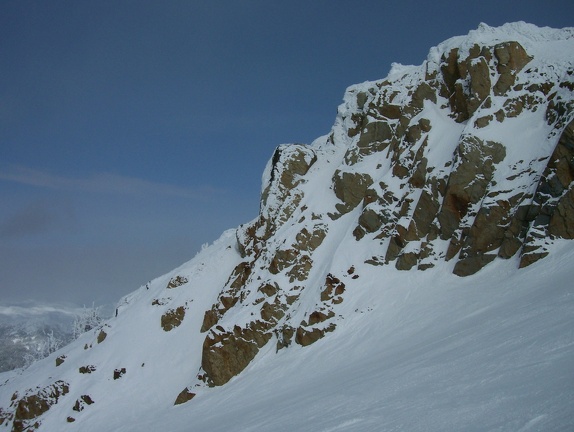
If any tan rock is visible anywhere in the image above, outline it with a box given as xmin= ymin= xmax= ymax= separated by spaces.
xmin=332 ymin=171 xmax=374 ymax=214
xmin=167 ymin=275 xmax=188 ymax=289
xmin=201 ymin=322 xmax=273 ymax=386
xmin=161 ymin=306 xmax=185 ymax=331
xmin=494 ymin=42 xmax=532 ymax=95
xmin=174 ymin=388 xmax=196 ymax=405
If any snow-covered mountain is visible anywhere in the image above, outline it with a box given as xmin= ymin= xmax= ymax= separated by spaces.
xmin=1 ymin=22 xmax=573 ymax=432
xmin=0 ymin=305 xmax=106 ymax=373
xmin=0 ymin=305 xmax=76 ymax=373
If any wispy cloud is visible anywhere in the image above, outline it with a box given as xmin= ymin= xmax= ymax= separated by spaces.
xmin=0 ymin=165 xmax=223 ymax=198
xmin=0 ymin=200 xmax=71 ymax=240
xmin=0 ymin=303 xmax=82 ymax=318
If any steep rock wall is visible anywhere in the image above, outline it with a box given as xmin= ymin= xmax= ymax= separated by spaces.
xmin=195 ymin=24 xmax=574 ymax=387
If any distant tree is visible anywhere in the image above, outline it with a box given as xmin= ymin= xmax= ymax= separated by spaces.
xmin=0 ymin=325 xmax=29 ymax=372
xmin=72 ymin=304 xmax=103 ymax=339
xmin=23 ymin=330 xmax=63 ymax=367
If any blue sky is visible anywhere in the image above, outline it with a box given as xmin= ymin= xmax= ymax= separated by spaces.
xmin=1 ymin=0 xmax=572 ymax=309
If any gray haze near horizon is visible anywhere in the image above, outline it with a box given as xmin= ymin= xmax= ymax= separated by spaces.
xmin=1 ymin=0 xmax=572 ymax=309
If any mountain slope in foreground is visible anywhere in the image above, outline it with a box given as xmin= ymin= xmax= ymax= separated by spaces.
xmin=1 ymin=22 xmax=574 ymax=432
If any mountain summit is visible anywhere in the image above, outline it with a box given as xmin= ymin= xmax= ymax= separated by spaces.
xmin=1 ymin=22 xmax=573 ymax=432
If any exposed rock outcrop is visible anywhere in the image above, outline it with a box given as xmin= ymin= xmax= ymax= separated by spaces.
xmin=161 ymin=306 xmax=186 ymax=331
xmin=193 ymin=23 xmax=574 ymax=389
xmin=0 ymin=381 xmax=69 ymax=432
xmin=520 ymin=117 xmax=574 ymax=266
xmin=96 ymin=330 xmax=107 ymax=344
xmin=200 ymin=321 xmax=273 ymax=386
xmin=167 ymin=276 xmax=189 ymax=289
xmin=113 ymin=368 xmax=126 ymax=380
xmin=174 ymin=388 xmax=195 ymax=405
xmin=72 ymin=394 xmax=94 ymax=412
xmin=78 ymin=365 xmax=96 ymax=374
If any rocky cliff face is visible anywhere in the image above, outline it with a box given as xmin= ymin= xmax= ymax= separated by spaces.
xmin=198 ymin=22 xmax=574 ymax=387
xmin=1 ymin=22 xmax=573 ymax=432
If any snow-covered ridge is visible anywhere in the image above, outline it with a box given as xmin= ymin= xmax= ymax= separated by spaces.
xmin=1 ymin=22 xmax=573 ymax=432
xmin=434 ymin=21 xmax=574 ymax=59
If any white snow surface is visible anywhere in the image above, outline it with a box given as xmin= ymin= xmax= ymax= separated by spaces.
xmin=2 ymin=236 xmax=572 ymax=431
xmin=1 ymin=22 xmax=574 ymax=431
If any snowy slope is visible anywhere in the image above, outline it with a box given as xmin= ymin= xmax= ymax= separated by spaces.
xmin=1 ymin=22 xmax=574 ymax=432
xmin=118 ymin=244 xmax=574 ymax=432
xmin=2 ymin=238 xmax=572 ymax=431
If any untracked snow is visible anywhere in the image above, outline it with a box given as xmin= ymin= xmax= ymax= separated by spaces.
xmin=10 ymin=240 xmax=571 ymax=432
